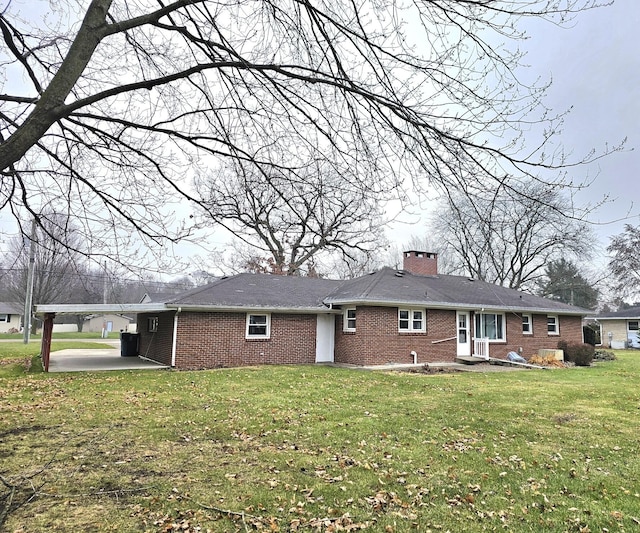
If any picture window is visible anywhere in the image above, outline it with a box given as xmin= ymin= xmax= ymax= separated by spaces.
xmin=475 ymin=313 xmax=505 ymax=341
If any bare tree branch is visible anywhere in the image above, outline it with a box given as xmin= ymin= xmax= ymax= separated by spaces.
xmin=432 ymin=180 xmax=594 ymax=290
xmin=0 ymin=0 xmax=618 ymax=269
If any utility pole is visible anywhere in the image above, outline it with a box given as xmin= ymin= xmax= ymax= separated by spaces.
xmin=22 ymin=219 xmax=37 ymax=344
xmin=102 ymin=261 xmax=108 ymax=338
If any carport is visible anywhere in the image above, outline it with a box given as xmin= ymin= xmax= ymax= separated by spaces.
xmin=34 ymin=303 xmax=168 ymax=372
xmin=47 ymin=345 xmax=170 ymax=372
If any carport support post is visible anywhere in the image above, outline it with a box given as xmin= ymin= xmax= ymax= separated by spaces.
xmin=41 ymin=313 xmax=55 ymax=372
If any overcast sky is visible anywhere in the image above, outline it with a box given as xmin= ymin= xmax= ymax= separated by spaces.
xmin=524 ymin=1 xmax=639 ymax=239
xmin=391 ymin=1 xmax=639 ymax=263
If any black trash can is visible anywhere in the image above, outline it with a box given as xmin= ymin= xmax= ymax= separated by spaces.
xmin=120 ymin=332 xmax=139 ymax=357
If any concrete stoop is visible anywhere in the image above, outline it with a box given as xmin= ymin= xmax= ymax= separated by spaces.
xmin=455 ymin=356 xmax=485 ymax=365
xmin=455 ymin=356 xmax=547 ymax=370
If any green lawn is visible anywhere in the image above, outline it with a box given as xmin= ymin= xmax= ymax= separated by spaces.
xmin=0 ymin=341 xmax=115 ymax=361
xmin=0 ymin=341 xmax=116 ymax=378
xmin=1 ymin=352 xmax=639 ymax=532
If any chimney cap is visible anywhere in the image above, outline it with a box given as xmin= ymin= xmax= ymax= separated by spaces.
xmin=404 ymin=250 xmax=437 ymax=257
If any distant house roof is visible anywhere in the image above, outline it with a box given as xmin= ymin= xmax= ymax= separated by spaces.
xmin=165 ymin=273 xmax=344 ymax=312
xmin=324 ymin=268 xmax=589 ymax=315
xmin=0 ymin=302 xmax=22 ymax=315
xmin=139 ymin=292 xmax=185 ymax=304
xmin=595 ymin=306 xmax=640 ymax=320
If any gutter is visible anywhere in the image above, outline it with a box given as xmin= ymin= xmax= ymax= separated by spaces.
xmin=323 ymin=299 xmax=588 ymax=316
xmin=163 ymin=304 xmax=340 ymax=314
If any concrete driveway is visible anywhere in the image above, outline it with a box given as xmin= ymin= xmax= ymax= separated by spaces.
xmin=48 ymin=344 xmax=170 ymax=373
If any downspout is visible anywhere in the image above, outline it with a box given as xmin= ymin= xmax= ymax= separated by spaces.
xmin=171 ymin=307 xmax=181 ymax=368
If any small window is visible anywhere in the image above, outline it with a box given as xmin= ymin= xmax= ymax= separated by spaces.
xmin=147 ymin=316 xmax=158 ymax=332
xmin=0 ymin=314 xmax=8 ymax=323
xmin=344 ymin=308 xmax=356 ymax=331
xmin=547 ymin=315 xmax=559 ymax=335
xmin=399 ymin=309 xmax=426 ymax=332
xmin=246 ymin=313 xmax=270 ymax=339
xmin=522 ymin=314 xmax=532 ymax=335
xmin=628 ymin=321 xmax=639 ymax=331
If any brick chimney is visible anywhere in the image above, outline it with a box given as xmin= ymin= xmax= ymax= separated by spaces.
xmin=402 ymin=251 xmax=438 ymax=276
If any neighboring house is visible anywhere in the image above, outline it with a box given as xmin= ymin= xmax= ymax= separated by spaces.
xmin=594 ymin=307 xmax=640 ymax=349
xmin=0 ymin=302 xmax=22 ymax=333
xmin=83 ymin=314 xmax=134 ymax=334
xmin=49 ymin=313 xmax=135 ymax=333
xmin=129 ymin=251 xmax=588 ymax=369
xmin=53 ymin=314 xmax=80 ymax=333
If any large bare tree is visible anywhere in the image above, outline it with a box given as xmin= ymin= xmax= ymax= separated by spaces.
xmin=198 ymin=161 xmax=386 ymax=275
xmin=0 ymin=0 xmax=614 ymax=265
xmin=431 ymin=181 xmax=594 ymax=290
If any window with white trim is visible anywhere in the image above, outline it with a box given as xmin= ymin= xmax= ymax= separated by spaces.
xmin=522 ymin=314 xmax=532 ymax=335
xmin=398 ymin=309 xmax=426 ymax=332
xmin=246 ymin=313 xmax=270 ymax=339
xmin=344 ymin=308 xmax=356 ymax=331
xmin=547 ymin=315 xmax=559 ymax=335
xmin=0 ymin=314 xmax=8 ymax=323
xmin=147 ymin=316 xmax=158 ymax=332
xmin=474 ymin=312 xmax=505 ymax=341
xmin=628 ymin=320 xmax=639 ymax=331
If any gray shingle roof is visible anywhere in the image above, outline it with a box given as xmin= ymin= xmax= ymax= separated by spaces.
xmin=167 ymin=273 xmax=344 ymax=310
xmin=325 ymin=268 xmax=589 ymax=314
xmin=595 ymin=306 xmax=640 ymax=319
xmin=0 ymin=302 xmax=22 ymax=315
xmin=164 ymin=269 xmax=588 ymax=315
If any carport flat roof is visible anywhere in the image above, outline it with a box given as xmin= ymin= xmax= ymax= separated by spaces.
xmin=35 ymin=303 xmax=167 ymax=315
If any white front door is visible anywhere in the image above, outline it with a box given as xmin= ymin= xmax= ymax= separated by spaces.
xmin=456 ymin=311 xmax=471 ymax=357
xmin=315 ymin=314 xmax=335 ymax=362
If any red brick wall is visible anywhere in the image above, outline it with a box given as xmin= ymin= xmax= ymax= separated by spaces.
xmin=334 ymin=306 xmax=457 ymax=365
xmin=334 ymin=307 xmax=585 ymax=364
xmin=173 ymin=312 xmax=317 ymax=369
xmin=140 ymin=308 xmax=585 ymax=369
xmin=138 ymin=311 xmax=175 ymax=365
xmin=483 ymin=312 xmax=584 ymax=360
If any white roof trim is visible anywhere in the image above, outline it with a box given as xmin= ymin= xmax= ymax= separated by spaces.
xmin=34 ymin=303 xmax=168 ymax=315
xmin=164 ymin=304 xmax=339 ymax=314
xmin=34 ymin=303 xmax=339 ymax=315
xmin=596 ymin=316 xmax=640 ymax=321
xmin=324 ymin=299 xmax=587 ymax=315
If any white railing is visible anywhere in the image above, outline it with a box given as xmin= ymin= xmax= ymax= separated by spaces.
xmin=473 ymin=338 xmax=490 ymax=360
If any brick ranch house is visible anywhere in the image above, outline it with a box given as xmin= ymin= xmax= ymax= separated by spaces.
xmin=35 ymin=251 xmax=588 ymax=370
